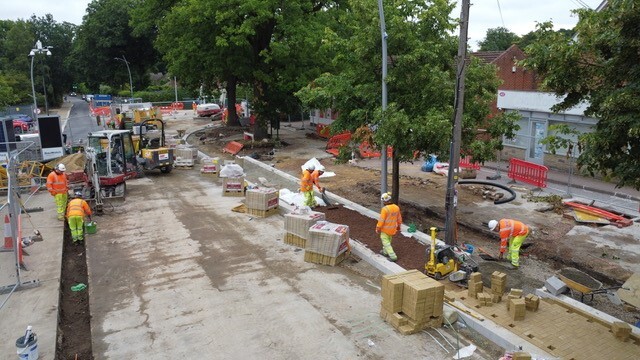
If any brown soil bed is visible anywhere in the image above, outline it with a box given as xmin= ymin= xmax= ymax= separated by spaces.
xmin=56 ymin=223 xmax=93 ymax=359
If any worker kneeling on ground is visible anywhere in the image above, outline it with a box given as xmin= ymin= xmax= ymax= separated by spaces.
xmin=300 ymin=164 xmax=323 ymax=207
xmin=376 ymin=193 xmax=402 ymax=262
xmin=67 ymin=191 xmax=92 ymax=244
xmin=488 ymin=218 xmax=529 ymax=270
xmin=46 ymin=163 xmax=69 ymax=221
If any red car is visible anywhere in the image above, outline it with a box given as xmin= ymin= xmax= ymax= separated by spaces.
xmin=13 ymin=120 xmax=30 ymax=134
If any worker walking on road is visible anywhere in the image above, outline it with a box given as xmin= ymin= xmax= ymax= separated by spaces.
xmin=300 ymin=164 xmax=323 ymax=207
xmin=488 ymin=219 xmax=529 ymax=270
xmin=46 ymin=164 xmax=69 ymax=221
xmin=67 ymin=191 xmax=92 ymax=244
xmin=376 ymin=193 xmax=402 ymax=262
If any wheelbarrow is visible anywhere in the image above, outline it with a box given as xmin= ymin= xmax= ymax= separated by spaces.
xmin=557 ymin=267 xmax=626 ymax=304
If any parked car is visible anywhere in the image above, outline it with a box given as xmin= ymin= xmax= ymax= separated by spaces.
xmin=13 ymin=114 xmax=33 ymax=123
xmin=70 ymin=92 xmax=77 ymax=97
xmin=13 ymin=120 xmax=30 ymax=134
xmin=196 ymin=103 xmax=222 ymax=117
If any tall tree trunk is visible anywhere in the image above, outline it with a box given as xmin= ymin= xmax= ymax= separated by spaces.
xmin=225 ymin=75 xmax=240 ymax=126
xmin=392 ymin=149 xmax=400 ymax=204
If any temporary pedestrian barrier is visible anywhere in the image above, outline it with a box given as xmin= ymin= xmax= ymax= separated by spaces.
xmin=459 ymin=155 xmax=480 ymax=170
xmin=316 ymin=124 xmax=331 ymax=139
xmin=507 ymin=158 xmax=548 ymax=188
xmin=325 ymin=132 xmax=352 ymax=156
xmin=222 ymin=141 xmax=244 ymax=155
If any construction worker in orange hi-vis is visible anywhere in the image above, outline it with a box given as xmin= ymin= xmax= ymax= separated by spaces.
xmin=488 ymin=219 xmax=529 ymax=270
xmin=376 ymin=193 xmax=402 ymax=262
xmin=67 ymin=191 xmax=92 ymax=244
xmin=46 ymin=164 xmax=69 ymax=221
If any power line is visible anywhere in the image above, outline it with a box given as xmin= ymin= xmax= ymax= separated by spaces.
xmin=496 ymin=0 xmax=505 ymax=27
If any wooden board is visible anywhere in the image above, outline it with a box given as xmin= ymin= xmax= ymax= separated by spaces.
xmin=618 ymin=273 xmax=640 ymax=309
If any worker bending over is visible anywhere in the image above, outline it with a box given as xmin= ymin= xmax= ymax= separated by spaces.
xmin=46 ymin=164 xmax=69 ymax=221
xmin=488 ymin=219 xmax=529 ymax=270
xmin=300 ymin=164 xmax=323 ymax=207
xmin=376 ymin=193 xmax=402 ymax=262
xmin=67 ymin=191 xmax=92 ymax=244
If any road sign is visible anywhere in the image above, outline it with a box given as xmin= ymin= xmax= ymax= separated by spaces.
xmin=33 ymin=108 xmax=41 ymax=115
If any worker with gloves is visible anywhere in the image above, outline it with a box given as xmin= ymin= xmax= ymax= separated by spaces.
xmin=488 ymin=219 xmax=529 ymax=270
xmin=300 ymin=164 xmax=323 ymax=207
xmin=376 ymin=193 xmax=402 ymax=262
xmin=66 ymin=191 xmax=92 ymax=244
xmin=46 ymin=163 xmax=69 ymax=221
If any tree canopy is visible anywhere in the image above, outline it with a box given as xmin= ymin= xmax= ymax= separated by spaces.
xmin=523 ymin=1 xmax=640 ymax=190
xmin=478 ymin=27 xmax=519 ymax=51
xmin=296 ymin=0 xmax=519 ymax=201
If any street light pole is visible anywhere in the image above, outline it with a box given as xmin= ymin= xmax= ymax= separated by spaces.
xmin=115 ymin=56 xmax=134 ymax=100
xmin=377 ymin=0 xmax=388 ymax=197
xmin=29 ymin=40 xmax=52 ymax=118
xmin=444 ymin=0 xmax=470 ymax=246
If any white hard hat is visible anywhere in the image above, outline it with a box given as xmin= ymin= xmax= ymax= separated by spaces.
xmin=381 ymin=192 xmax=392 ymax=202
xmin=56 ymin=163 xmax=66 ymax=172
xmin=306 ymin=164 xmax=315 ymax=171
xmin=488 ymin=220 xmax=498 ymax=231
xmin=74 ymin=191 xmax=83 ymax=198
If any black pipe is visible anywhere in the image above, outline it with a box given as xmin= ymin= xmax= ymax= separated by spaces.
xmin=458 ymin=180 xmax=517 ymax=204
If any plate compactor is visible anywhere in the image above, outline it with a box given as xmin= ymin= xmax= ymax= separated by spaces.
xmin=424 ymin=227 xmax=478 ymax=283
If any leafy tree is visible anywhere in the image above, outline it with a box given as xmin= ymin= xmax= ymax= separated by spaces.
xmin=478 ymin=27 xmax=519 ymax=51
xmin=523 ymin=1 xmax=640 ymax=190
xmin=70 ymin=0 xmax=156 ymax=93
xmin=297 ymin=0 xmax=519 ymax=203
xmin=154 ymin=0 xmax=342 ymax=133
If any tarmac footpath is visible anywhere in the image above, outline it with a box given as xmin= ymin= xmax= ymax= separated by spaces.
xmin=0 ymin=192 xmax=65 ymax=359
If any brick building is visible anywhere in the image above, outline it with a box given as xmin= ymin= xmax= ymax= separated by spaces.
xmin=471 ymin=44 xmax=538 ymax=92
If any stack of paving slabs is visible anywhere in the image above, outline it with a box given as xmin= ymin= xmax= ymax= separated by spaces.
xmin=611 ymin=321 xmax=632 ymax=341
xmin=222 ymin=177 xmax=244 ymax=197
xmin=304 ymin=221 xmax=350 ymax=266
xmin=174 ymin=146 xmax=197 ymax=167
xmin=380 ymin=270 xmax=445 ymax=335
xmin=200 ymin=157 xmax=220 ymax=174
xmin=467 ymin=272 xmax=484 ymax=299
xmin=511 ymin=351 xmax=532 ymax=360
xmin=524 ymin=294 xmax=540 ymax=311
xmin=245 ymin=187 xmax=279 ymax=217
xmin=284 ymin=210 xmax=325 ymax=248
xmin=506 ymin=289 xmax=525 ymax=321
xmin=490 ymin=271 xmax=507 ymax=303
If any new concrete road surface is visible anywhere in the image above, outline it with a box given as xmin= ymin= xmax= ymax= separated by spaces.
xmin=86 ymin=170 xmax=478 ymax=359
xmin=0 ymin=193 xmax=65 ymax=359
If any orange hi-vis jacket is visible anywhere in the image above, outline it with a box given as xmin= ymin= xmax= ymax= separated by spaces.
xmin=66 ymin=198 xmax=92 ymax=218
xmin=377 ymin=204 xmax=402 ymax=236
xmin=498 ymin=219 xmax=529 ymax=253
xmin=300 ymin=169 xmax=314 ymax=192
xmin=46 ymin=171 xmax=68 ymax=195
xmin=311 ymin=170 xmax=322 ymax=189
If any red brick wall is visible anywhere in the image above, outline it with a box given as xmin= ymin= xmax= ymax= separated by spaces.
xmin=495 ymin=47 xmax=537 ymax=91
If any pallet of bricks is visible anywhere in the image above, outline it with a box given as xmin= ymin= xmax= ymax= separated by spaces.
xmin=304 ymin=221 xmax=350 ymax=266
xmin=200 ymin=157 xmax=220 ymax=175
xmin=380 ymin=270 xmax=445 ymax=335
xmin=174 ymin=145 xmax=197 ymax=168
xmin=245 ymin=187 xmax=279 ymax=217
xmin=283 ymin=209 xmax=325 ymax=248
xmin=222 ymin=177 xmax=244 ymax=197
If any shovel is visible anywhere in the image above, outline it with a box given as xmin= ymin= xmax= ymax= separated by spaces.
xmin=320 ymin=189 xmax=338 ymax=210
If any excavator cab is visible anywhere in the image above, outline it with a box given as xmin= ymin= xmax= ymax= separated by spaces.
xmin=85 ymin=130 xmax=139 ymax=211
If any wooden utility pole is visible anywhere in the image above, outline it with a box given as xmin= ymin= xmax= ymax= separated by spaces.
xmin=444 ymin=0 xmax=470 ymax=246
